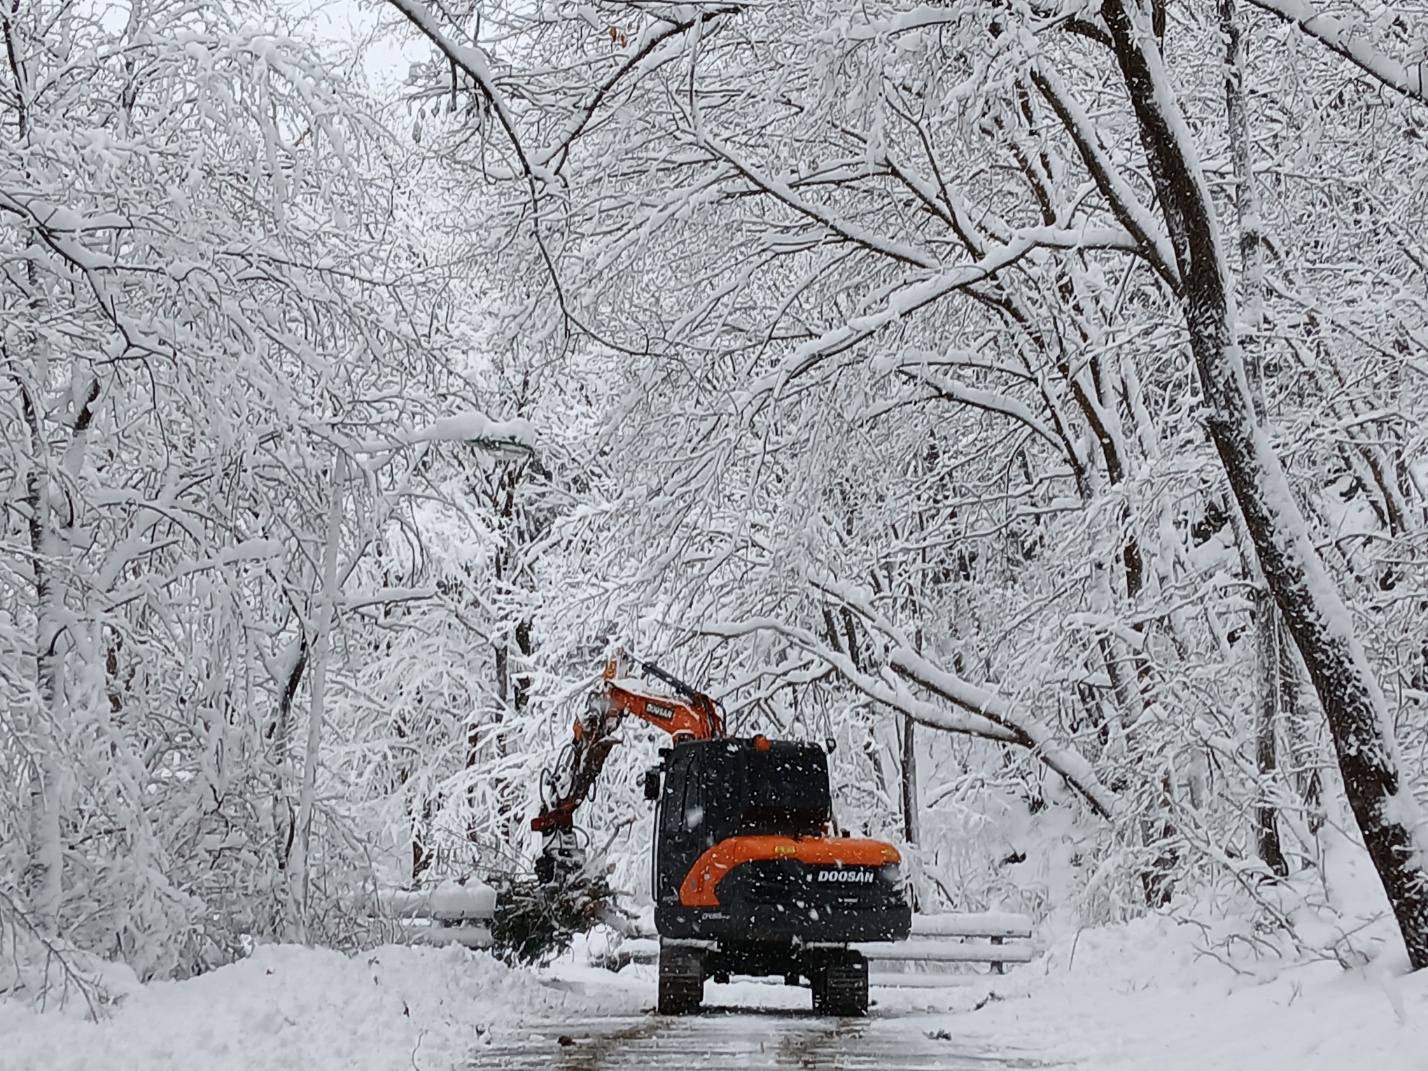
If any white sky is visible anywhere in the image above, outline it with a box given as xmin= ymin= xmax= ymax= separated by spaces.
xmin=280 ymin=0 xmax=431 ymax=88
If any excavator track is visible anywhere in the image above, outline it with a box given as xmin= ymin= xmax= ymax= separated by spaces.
xmin=656 ymin=941 xmax=704 ymax=1015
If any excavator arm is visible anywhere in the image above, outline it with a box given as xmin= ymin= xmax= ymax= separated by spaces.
xmin=531 ymin=655 xmax=723 ymax=884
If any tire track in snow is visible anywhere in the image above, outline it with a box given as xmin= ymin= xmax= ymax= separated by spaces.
xmin=467 ymin=1010 xmax=1065 ymax=1070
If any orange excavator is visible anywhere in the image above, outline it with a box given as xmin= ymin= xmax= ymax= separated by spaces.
xmin=531 ymin=654 xmax=911 ymax=1015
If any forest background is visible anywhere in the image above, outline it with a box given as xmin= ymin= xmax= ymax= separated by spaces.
xmin=3 ymin=0 xmax=1428 ymax=992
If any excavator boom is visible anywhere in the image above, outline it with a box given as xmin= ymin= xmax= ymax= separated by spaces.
xmin=530 ymin=655 xmax=722 ymax=881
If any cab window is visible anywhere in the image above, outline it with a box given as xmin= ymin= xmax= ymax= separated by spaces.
xmin=661 ymin=761 xmax=687 ymax=834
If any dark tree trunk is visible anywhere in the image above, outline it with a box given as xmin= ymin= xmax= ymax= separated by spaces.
xmin=513 ymin=618 xmax=533 ymax=713
xmin=1101 ymin=0 xmax=1428 ymax=968
xmin=900 ymin=714 xmax=919 ymax=846
xmin=1254 ymin=593 xmax=1289 ymax=877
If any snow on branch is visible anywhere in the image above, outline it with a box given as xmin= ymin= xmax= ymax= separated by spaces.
xmin=1028 ymin=63 xmax=1183 ymax=293
xmin=390 ymin=1 xmax=743 ymax=179
xmin=356 ymin=410 xmax=536 ymax=456
xmin=893 ymin=365 xmax=1068 ymax=452
xmin=812 ymin=577 xmax=1119 ymax=819
xmin=704 ymin=618 xmax=1019 ymax=743
xmin=817 ymin=5 xmax=962 ymax=41
xmin=702 ymin=133 xmax=942 ymax=270
xmin=710 ymin=581 xmax=1118 ymax=818
xmin=745 ymin=222 xmax=1143 ymax=398
xmin=532 ymin=6 xmax=743 ymax=171
xmin=385 ymin=0 xmax=535 ymax=176
xmin=1247 ymin=0 xmax=1428 ymax=104
xmin=410 ymin=411 xmax=536 ymax=451
xmin=886 ymin=649 xmax=1117 ymax=819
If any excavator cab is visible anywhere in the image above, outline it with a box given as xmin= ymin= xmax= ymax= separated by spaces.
xmin=653 ymin=738 xmax=829 ymax=888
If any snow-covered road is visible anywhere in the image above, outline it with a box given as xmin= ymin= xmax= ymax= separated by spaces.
xmin=5 ymin=917 xmax=1426 ymax=1071
xmin=466 ymin=1008 xmax=1060 ymax=1070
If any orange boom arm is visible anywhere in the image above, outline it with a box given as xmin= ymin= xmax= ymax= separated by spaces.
xmin=531 ymin=656 xmax=724 ymax=835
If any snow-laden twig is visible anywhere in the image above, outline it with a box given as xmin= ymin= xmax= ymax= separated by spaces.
xmin=703 ymin=617 xmax=1018 ymax=742
xmin=1246 ymin=0 xmax=1428 ymax=105
xmin=701 ymin=132 xmax=941 ymax=270
xmin=893 ymin=365 xmax=1068 ymax=452
xmin=0 ymin=886 xmax=103 ymax=1019
xmin=1029 ymin=62 xmax=1183 ymax=294
xmin=812 ymin=577 xmax=1119 ymax=819
xmin=742 ymin=233 xmax=1057 ymax=396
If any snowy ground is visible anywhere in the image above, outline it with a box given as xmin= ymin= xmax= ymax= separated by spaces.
xmin=966 ymin=915 xmax=1428 ymax=1071
xmin=3 ymin=916 xmax=1424 ymax=1071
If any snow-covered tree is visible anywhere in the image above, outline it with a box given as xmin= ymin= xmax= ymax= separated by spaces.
xmin=389 ymin=0 xmax=1428 ymax=963
xmin=0 ymin=0 xmax=457 ymax=978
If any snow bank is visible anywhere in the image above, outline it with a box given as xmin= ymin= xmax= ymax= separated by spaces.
xmin=948 ymin=913 xmax=1428 ymax=1071
xmin=0 ymin=943 xmax=602 ymax=1071
xmin=5 ymin=913 xmax=1424 ymax=1071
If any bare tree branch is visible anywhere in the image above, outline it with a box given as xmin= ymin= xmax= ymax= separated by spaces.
xmin=705 ymin=615 xmax=1019 ymax=742
xmin=1029 ymin=62 xmax=1183 ymax=293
